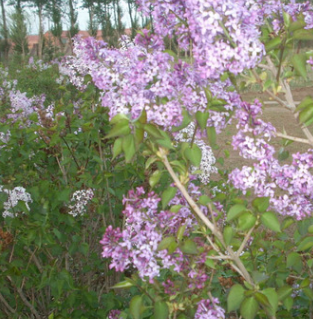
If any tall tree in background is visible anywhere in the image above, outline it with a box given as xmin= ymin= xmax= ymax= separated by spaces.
xmin=82 ymin=0 xmax=98 ymax=37
xmin=0 ymin=0 xmax=10 ymax=61
xmin=126 ymin=0 xmax=139 ymax=39
xmin=47 ymin=0 xmax=63 ymax=52
xmin=28 ymin=0 xmax=45 ymax=59
xmin=9 ymin=6 xmax=28 ymax=58
xmin=68 ymin=0 xmax=79 ymax=38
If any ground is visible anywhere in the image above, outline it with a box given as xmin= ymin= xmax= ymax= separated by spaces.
xmin=216 ymin=87 xmax=313 ymax=172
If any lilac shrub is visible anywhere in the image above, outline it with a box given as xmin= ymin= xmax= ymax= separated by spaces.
xmin=93 ymin=0 xmax=313 ymax=317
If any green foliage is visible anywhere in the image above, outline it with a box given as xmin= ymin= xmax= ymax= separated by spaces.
xmin=0 ymin=70 xmax=145 ymax=317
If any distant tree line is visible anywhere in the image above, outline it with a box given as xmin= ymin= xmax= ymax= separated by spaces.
xmin=0 ymin=0 xmax=150 ymax=62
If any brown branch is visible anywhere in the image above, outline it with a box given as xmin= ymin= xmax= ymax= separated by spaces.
xmin=6 ymin=276 xmax=40 ymax=318
xmin=160 ymin=148 xmax=253 ymax=284
xmin=275 ymin=132 xmax=313 ymax=145
xmin=0 ymin=292 xmax=14 ymax=314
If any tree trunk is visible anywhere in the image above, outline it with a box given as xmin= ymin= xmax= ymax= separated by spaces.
xmin=38 ymin=5 xmax=44 ymax=59
xmin=0 ymin=0 xmax=9 ymax=62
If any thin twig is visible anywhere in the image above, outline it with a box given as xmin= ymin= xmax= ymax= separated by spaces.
xmin=24 ymin=247 xmax=43 ymax=273
xmin=275 ymin=132 xmax=312 ymax=145
xmin=236 ymin=225 xmax=255 ymax=257
xmin=56 ymin=155 xmax=68 ymax=184
xmin=61 ymin=137 xmax=80 ymax=169
xmin=0 ymin=292 xmax=14 ymax=314
xmin=7 ymin=276 xmax=40 ymax=318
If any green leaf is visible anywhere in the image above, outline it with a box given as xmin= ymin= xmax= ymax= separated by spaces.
xmin=237 ymin=212 xmax=257 ymax=231
xmin=223 ymin=226 xmax=234 ymax=246
xmin=278 ymin=147 xmax=289 ymax=162
xmin=134 ymin=128 xmax=144 ymax=145
xmin=283 ymin=297 xmax=293 ymax=311
xmin=105 ymin=119 xmax=130 ymax=139
xmin=157 ymin=237 xmax=176 ymax=251
xmin=111 ymin=280 xmax=134 ymax=289
xmin=251 ymin=271 xmax=269 ymax=284
xmin=296 ymin=96 xmax=313 ymax=111
xmin=154 ymin=301 xmax=169 ymax=319
xmin=291 ymin=53 xmax=308 ymax=80
xmin=308 ymin=225 xmax=313 ymax=234
xmin=198 ymin=195 xmax=211 ymax=206
xmin=205 ymin=258 xmax=216 ymax=269
xmin=122 ymin=135 xmax=136 ymax=163
xmin=196 ymin=111 xmax=209 ymax=130
xmin=110 ymin=113 xmax=129 ymax=124
xmin=130 ymin=295 xmax=143 ymax=319
xmin=261 ymin=212 xmax=281 ymax=232
xmin=176 ymin=225 xmax=186 ymax=242
xmin=277 ymin=285 xmax=293 ymax=301
xmin=145 ymin=156 xmax=158 ymax=169
xmin=282 ymin=217 xmax=294 ymax=230
xmin=287 ymin=252 xmax=303 ymax=273
xmin=299 ymin=105 xmax=313 ymax=126
xmin=265 ymin=36 xmax=282 ymax=52
xmin=180 ymin=239 xmax=198 ymax=255
xmin=254 ymin=292 xmax=270 ymax=307
xmin=136 ymin=109 xmax=147 ymax=124
xmin=240 ymin=297 xmax=259 ymax=319
xmin=184 ymin=144 xmax=202 ymax=167
xmin=149 ymin=170 xmax=163 ymax=188
xmin=262 ymin=288 xmax=278 ymax=316
xmin=252 ymin=197 xmax=269 ymax=212
xmin=296 ymin=236 xmax=313 ymax=251
xmin=172 ymin=110 xmax=191 ymax=132
xmin=292 ymin=29 xmax=313 ymax=41
xmin=144 ymin=124 xmax=163 ymax=138
xmin=162 ymin=187 xmax=177 ymax=209
xmin=206 ymin=126 xmax=217 ymax=146
xmin=112 ymin=137 xmax=123 ymax=160
xmin=227 ymin=284 xmax=245 ymax=312
xmin=227 ymin=204 xmax=247 ymax=222
xmin=303 ymin=287 xmax=313 ymax=300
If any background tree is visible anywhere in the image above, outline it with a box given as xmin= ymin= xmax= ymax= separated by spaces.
xmin=68 ymin=0 xmax=79 ymax=37
xmin=0 ymin=0 xmax=10 ymax=62
xmin=9 ymin=7 xmax=28 ymax=58
xmin=27 ymin=0 xmax=45 ymax=59
xmin=46 ymin=0 xmax=63 ymax=54
xmin=82 ymin=0 xmax=98 ymax=37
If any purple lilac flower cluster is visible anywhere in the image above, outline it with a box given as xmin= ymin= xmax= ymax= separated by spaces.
xmin=194 ymin=298 xmax=225 ymax=319
xmin=136 ymin=0 xmax=265 ymax=79
xmin=0 ymin=70 xmax=47 ymax=126
xmin=100 ymin=185 xmax=214 ymax=290
xmin=229 ymin=100 xmax=313 ymax=219
xmin=64 ymin=35 xmax=244 ymax=131
xmin=107 ymin=309 xmax=122 ymax=319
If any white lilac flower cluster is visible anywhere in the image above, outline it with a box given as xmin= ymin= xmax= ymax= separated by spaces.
xmin=175 ymin=122 xmax=217 ymax=184
xmin=0 ymin=186 xmax=32 ymax=218
xmin=27 ymin=57 xmax=51 ymax=71
xmin=68 ymin=189 xmax=94 ymax=217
